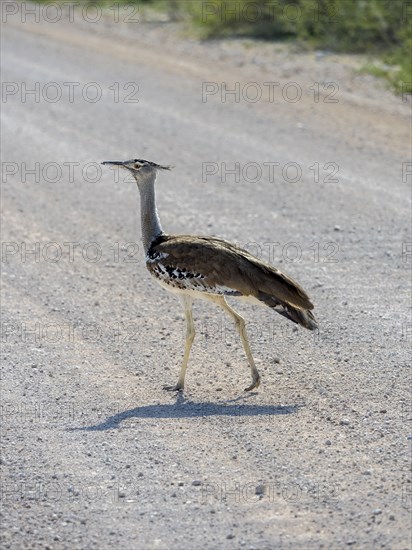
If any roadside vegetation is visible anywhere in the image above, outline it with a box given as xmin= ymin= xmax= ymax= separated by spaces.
xmin=31 ymin=0 xmax=412 ymax=94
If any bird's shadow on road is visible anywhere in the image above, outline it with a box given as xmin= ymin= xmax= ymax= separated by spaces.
xmin=68 ymin=393 xmax=304 ymax=432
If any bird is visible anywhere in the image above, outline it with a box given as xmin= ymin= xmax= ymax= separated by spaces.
xmin=102 ymin=158 xmax=317 ymax=392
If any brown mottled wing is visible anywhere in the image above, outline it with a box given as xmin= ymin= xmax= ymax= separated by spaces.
xmin=148 ymin=234 xmax=314 ymax=310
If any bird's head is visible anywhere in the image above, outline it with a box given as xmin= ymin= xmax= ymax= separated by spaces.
xmin=101 ymin=158 xmax=172 ymax=187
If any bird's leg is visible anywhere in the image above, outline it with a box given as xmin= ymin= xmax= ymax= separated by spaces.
xmin=163 ymin=295 xmax=195 ymax=392
xmin=214 ymin=296 xmax=261 ymax=392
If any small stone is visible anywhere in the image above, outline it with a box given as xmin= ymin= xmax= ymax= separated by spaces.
xmin=389 ymin=515 xmax=395 ymax=521
xmin=226 ymin=534 xmax=235 ymax=540
xmin=325 ymin=440 xmax=332 ymax=446
xmin=340 ymin=418 xmax=350 ymax=425
xmin=334 ymin=225 xmax=342 ymax=231
xmin=373 ymin=509 xmax=382 ymax=515
xmin=255 ymin=484 xmax=264 ymax=496
xmin=192 ymin=480 xmax=202 ymax=486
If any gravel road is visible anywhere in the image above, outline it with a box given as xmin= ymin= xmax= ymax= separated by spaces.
xmin=1 ymin=7 xmax=411 ymax=550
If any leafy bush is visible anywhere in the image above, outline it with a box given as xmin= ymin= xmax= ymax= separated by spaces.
xmin=185 ymin=0 xmax=411 ymax=92
xmin=28 ymin=0 xmax=412 ymax=93
xmin=185 ymin=0 xmax=406 ymax=48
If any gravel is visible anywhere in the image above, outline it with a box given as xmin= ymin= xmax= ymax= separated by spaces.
xmin=1 ymin=9 xmax=411 ymax=550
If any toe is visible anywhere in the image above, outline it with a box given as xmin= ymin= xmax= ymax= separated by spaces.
xmin=244 ymin=376 xmax=261 ymax=392
xmin=163 ymin=384 xmax=183 ymax=392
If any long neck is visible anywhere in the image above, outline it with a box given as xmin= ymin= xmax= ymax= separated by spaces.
xmin=136 ymin=176 xmax=163 ymax=254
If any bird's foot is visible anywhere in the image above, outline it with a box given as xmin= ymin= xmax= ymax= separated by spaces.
xmin=163 ymin=383 xmax=184 ymax=392
xmin=244 ymin=374 xmax=261 ymax=392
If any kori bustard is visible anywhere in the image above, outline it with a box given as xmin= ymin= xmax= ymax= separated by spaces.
xmin=102 ymin=159 xmax=317 ymax=392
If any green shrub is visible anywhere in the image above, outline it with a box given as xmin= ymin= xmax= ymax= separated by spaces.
xmin=184 ymin=0 xmax=411 ymax=93
xmin=28 ymin=0 xmax=412 ymax=93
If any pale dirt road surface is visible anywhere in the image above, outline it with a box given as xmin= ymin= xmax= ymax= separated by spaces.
xmin=1 ymin=7 xmax=411 ymax=550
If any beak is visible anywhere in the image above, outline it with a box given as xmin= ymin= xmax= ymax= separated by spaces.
xmin=101 ymin=161 xmax=127 ymax=166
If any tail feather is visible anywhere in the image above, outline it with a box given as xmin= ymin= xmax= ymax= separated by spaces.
xmin=258 ymin=291 xmax=318 ymax=330
xmin=282 ymin=306 xmax=318 ymax=330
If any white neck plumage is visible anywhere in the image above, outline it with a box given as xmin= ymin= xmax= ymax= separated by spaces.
xmin=135 ymin=173 xmax=163 ymax=254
